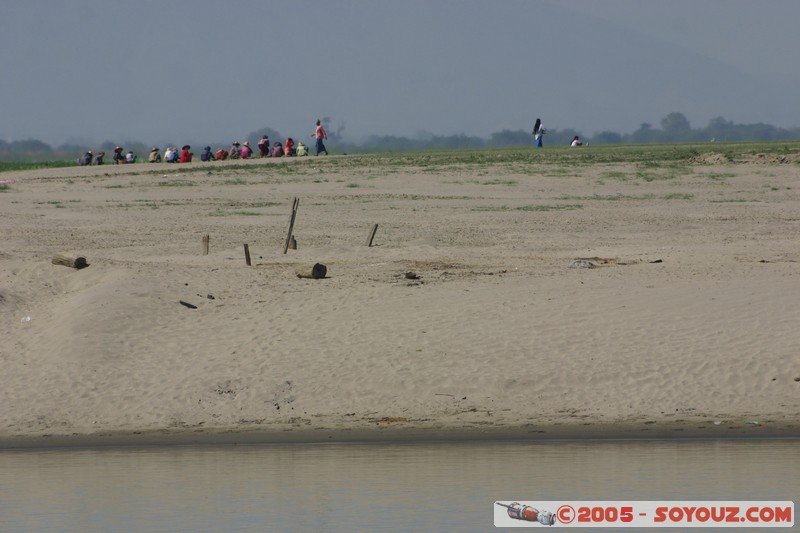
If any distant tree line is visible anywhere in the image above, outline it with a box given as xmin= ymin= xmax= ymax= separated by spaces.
xmin=2 ymin=112 xmax=800 ymax=161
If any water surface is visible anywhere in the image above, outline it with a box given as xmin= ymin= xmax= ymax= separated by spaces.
xmin=1 ymin=439 xmax=797 ymax=532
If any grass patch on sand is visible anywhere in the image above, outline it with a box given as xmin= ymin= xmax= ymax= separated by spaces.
xmin=477 ymin=178 xmax=518 ymax=186
xmin=0 ymin=161 xmax=75 ymax=173
xmin=209 ymin=208 xmax=265 ymax=217
xmin=105 ymin=199 xmax=193 ymax=209
xmin=157 ymin=180 xmax=196 ymax=187
xmin=35 ymin=199 xmax=81 ymax=207
xmin=702 ymin=172 xmax=736 ymax=181
xmin=208 ymin=200 xmax=283 ymax=217
xmin=224 ymin=200 xmax=282 ymax=209
xmin=708 ymin=198 xmax=754 ymax=203
xmin=516 ymin=204 xmax=582 ymax=212
xmin=557 ymin=193 xmax=692 ymax=201
xmin=634 ymin=161 xmax=692 ymax=182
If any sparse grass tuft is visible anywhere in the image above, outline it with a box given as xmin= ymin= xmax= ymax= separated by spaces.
xmin=517 ymin=204 xmax=582 ymax=212
xmin=478 ymin=179 xmax=517 ymax=186
xmin=157 ymin=180 xmax=195 ymax=187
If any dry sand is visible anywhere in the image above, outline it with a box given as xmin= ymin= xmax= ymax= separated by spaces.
xmin=1 ymin=152 xmax=799 ymax=447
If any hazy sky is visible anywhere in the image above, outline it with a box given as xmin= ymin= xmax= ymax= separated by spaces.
xmin=2 ymin=0 xmax=798 ymax=147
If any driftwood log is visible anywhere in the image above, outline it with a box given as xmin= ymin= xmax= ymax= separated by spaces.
xmin=52 ymin=254 xmax=88 ymax=269
xmin=296 ymin=263 xmax=327 ymax=279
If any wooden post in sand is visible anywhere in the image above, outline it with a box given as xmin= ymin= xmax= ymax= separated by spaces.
xmin=52 ymin=254 xmax=88 ymax=269
xmin=283 ymin=197 xmax=299 ymax=254
xmin=202 ymin=234 xmax=209 ymax=255
xmin=296 ymin=263 xmax=327 ymax=279
xmin=366 ymin=223 xmax=379 ymax=247
xmin=243 ymin=244 xmax=251 ymax=266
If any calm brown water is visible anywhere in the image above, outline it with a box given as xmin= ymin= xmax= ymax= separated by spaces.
xmin=0 ymin=439 xmax=797 ymax=532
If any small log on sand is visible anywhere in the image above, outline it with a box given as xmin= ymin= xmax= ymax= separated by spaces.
xmin=296 ymin=263 xmax=327 ymax=279
xmin=52 ymin=254 xmax=88 ymax=269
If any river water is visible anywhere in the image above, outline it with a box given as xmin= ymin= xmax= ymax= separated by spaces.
xmin=1 ymin=439 xmax=797 ymax=532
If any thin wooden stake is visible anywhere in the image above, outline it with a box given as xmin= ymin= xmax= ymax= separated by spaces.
xmin=366 ymin=223 xmax=379 ymax=247
xmin=202 ymin=234 xmax=209 ymax=255
xmin=243 ymin=243 xmax=251 ymax=266
xmin=283 ymin=197 xmax=299 ymax=254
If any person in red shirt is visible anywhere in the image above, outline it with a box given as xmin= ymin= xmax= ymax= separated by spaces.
xmin=179 ymin=145 xmax=193 ymax=163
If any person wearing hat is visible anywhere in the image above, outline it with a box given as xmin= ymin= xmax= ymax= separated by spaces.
xmin=179 ymin=145 xmax=193 ymax=163
xmin=229 ymin=141 xmax=241 ymax=159
xmin=112 ymin=146 xmax=126 ymax=164
xmin=78 ymin=150 xmax=93 ymax=166
xmin=148 ymin=147 xmax=162 ymax=163
xmin=240 ymin=140 xmax=253 ymax=159
xmin=200 ymin=146 xmax=215 ymax=161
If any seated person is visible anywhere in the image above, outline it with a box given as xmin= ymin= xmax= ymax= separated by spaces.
xmin=148 ymin=147 xmax=162 ymax=163
xmin=240 ymin=141 xmax=253 ymax=159
xmin=284 ymin=137 xmax=295 ymax=156
xmin=570 ymin=136 xmax=583 ymax=147
xmin=179 ymin=145 xmax=193 ymax=163
xmin=78 ymin=151 xmax=93 ymax=166
xmin=125 ymin=150 xmax=136 ymax=163
xmin=112 ymin=146 xmax=126 ymax=164
xmin=94 ymin=151 xmax=105 ymax=165
xmin=271 ymin=142 xmax=284 ymax=157
xmin=295 ymin=142 xmax=308 ymax=156
xmin=229 ymin=142 xmax=241 ymax=159
xmin=215 ymin=148 xmax=229 ymax=161
xmin=200 ymin=146 xmax=215 ymax=161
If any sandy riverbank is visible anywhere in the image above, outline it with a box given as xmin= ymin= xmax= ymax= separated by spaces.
xmin=2 ymin=150 xmax=799 ymax=448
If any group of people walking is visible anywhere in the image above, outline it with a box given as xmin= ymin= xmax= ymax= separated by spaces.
xmin=77 ymin=120 xmax=329 ymax=166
